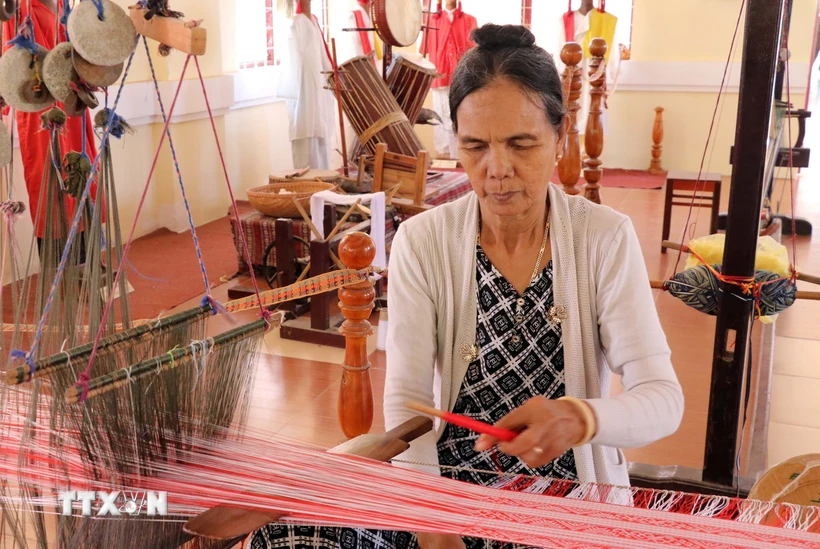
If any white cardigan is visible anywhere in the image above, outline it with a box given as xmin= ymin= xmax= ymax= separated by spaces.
xmin=383 ymin=184 xmax=684 ymax=487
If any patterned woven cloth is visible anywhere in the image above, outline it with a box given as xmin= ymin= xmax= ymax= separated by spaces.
xmin=231 ymin=171 xmax=472 ymax=273
xmin=248 ymin=245 xmax=575 ymax=549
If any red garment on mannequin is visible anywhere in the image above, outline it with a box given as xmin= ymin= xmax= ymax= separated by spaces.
xmin=423 ymin=5 xmax=477 ymax=89
xmin=2 ymin=1 xmax=98 ymax=239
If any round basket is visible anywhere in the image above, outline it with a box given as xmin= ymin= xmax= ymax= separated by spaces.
xmin=247 ymin=181 xmax=337 ymax=218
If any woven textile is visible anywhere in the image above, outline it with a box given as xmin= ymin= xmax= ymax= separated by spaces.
xmin=248 ymin=249 xmax=577 ymax=549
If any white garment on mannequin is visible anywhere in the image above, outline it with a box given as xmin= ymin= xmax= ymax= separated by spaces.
xmin=277 ymin=13 xmax=336 ymax=169
xmin=292 ymin=137 xmax=329 ymax=170
xmin=432 ymin=87 xmax=459 ymax=159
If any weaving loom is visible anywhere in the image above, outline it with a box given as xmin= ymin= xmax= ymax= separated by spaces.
xmin=2 ymin=2 xmax=820 ymax=549
xmin=0 ymin=2 xmax=380 ymax=547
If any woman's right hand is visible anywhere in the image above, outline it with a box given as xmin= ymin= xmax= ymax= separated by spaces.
xmin=417 ymin=532 xmax=467 ymax=549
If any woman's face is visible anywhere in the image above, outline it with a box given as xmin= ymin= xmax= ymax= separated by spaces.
xmin=456 ymin=77 xmax=561 ymax=220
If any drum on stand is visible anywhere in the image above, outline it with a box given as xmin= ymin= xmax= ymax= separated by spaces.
xmin=370 ymin=0 xmax=423 ymax=48
xmin=330 ymin=55 xmax=425 ymax=160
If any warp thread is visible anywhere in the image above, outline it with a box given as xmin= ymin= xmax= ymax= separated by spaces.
xmin=189 ymin=337 xmax=213 ymax=392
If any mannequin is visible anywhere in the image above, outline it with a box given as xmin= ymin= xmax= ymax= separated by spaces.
xmin=276 ymin=0 xmax=336 ymax=169
xmin=423 ymin=0 xmax=477 ymax=159
xmin=336 ymin=0 xmax=383 ymax=69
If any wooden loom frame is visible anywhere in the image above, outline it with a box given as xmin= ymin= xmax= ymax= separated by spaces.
xmin=629 ymin=0 xmax=793 ymax=496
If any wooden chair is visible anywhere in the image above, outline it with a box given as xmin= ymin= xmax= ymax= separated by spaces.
xmin=361 ymin=143 xmax=430 ymax=214
xmin=661 ymin=171 xmax=723 ymax=253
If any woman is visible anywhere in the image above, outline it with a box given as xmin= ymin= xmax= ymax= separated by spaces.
xmin=250 ymin=23 xmax=683 ymax=549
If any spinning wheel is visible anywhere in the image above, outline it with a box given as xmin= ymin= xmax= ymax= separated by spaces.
xmin=261 ymin=235 xmax=310 ymax=290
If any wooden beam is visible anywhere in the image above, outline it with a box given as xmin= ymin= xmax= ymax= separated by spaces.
xmin=129 ymin=7 xmax=207 ymax=56
xmin=703 ymin=0 xmax=785 ymax=487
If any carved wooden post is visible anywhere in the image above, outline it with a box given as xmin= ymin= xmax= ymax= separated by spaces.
xmin=583 ymin=38 xmax=607 ymax=205
xmin=648 ymin=106 xmax=666 ymax=174
xmin=558 ymin=42 xmax=583 ymax=196
xmin=337 ymin=232 xmax=376 ymax=438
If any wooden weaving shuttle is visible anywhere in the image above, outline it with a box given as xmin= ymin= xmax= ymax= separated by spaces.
xmin=405 ymin=401 xmax=519 ymax=442
xmin=182 ymin=416 xmax=433 ymax=540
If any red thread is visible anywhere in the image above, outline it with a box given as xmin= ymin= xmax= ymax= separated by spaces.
xmin=193 ymin=56 xmax=266 ymax=321
xmin=672 ymin=0 xmax=746 ymax=277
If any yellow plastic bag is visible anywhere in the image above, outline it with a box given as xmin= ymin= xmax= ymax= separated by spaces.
xmin=684 ymin=234 xmax=790 ymax=323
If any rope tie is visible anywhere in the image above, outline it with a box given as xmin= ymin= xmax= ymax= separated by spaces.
xmin=90 ymin=0 xmax=105 ymax=21
xmin=7 ymin=16 xmax=39 ymax=55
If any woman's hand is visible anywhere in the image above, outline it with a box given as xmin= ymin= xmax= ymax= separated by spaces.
xmin=417 ymin=532 xmax=467 ymax=549
xmin=473 ymin=396 xmax=588 ymax=468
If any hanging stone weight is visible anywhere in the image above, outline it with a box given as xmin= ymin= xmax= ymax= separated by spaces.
xmin=67 ymin=0 xmax=137 ymax=67
xmin=43 ymin=42 xmax=77 ymax=102
xmin=72 ymin=50 xmax=124 ymax=88
xmin=0 ymin=0 xmax=16 ymax=22
xmin=0 ymin=46 xmax=55 ymax=113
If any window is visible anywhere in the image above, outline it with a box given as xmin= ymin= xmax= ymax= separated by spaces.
xmin=236 ymin=0 xmax=328 ymax=70
xmin=237 ymin=0 xmax=275 ymax=69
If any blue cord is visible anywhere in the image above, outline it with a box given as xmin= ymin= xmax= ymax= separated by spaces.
xmin=142 ymin=36 xmax=217 ymax=310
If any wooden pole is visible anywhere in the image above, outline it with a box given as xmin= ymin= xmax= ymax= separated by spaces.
xmin=558 ymin=43 xmax=583 ymax=196
xmin=648 ymin=107 xmax=666 ymax=174
xmin=583 ymin=38 xmax=607 ymax=204
xmin=331 ymin=38 xmax=349 ymax=177
xmin=337 ymin=232 xmax=376 ymax=438
xmin=702 ymin=0 xmax=786 ymax=488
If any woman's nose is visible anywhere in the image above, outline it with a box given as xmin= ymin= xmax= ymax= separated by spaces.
xmin=485 ymin=146 xmax=514 ymax=181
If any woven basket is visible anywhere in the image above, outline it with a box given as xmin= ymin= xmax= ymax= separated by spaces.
xmin=247 ymin=181 xmax=337 ymax=218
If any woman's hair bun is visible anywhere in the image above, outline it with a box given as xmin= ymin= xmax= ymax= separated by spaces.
xmin=471 ymin=24 xmax=536 ymax=50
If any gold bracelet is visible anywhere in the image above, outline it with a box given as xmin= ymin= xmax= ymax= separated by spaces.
xmin=558 ymin=396 xmax=598 ymax=446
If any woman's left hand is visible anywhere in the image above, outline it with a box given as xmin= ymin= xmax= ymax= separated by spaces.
xmin=474 ymin=396 xmax=587 ymax=468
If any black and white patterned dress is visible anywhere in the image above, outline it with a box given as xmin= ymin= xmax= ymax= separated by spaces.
xmin=249 ymin=244 xmax=576 ymax=549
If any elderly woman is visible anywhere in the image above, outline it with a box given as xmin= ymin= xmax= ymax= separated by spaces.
xmin=249 ymin=22 xmax=683 ymax=549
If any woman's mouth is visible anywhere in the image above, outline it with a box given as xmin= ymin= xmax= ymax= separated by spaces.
xmin=490 ymin=192 xmax=516 ymax=202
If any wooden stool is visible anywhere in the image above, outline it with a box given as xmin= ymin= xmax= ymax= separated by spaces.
xmin=661 ymin=171 xmax=723 ymax=253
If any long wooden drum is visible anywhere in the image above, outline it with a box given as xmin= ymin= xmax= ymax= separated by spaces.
xmin=371 ymin=0 xmax=423 ymax=47
xmin=385 ymin=51 xmax=437 ymax=125
xmin=331 ymin=55 xmax=424 ymax=158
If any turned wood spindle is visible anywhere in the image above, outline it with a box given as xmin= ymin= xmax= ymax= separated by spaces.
xmin=558 ymin=42 xmax=583 ymax=196
xmin=337 ymin=231 xmax=377 ymax=438
xmin=648 ymin=106 xmax=666 ymax=174
xmin=583 ymin=38 xmax=607 ymax=205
